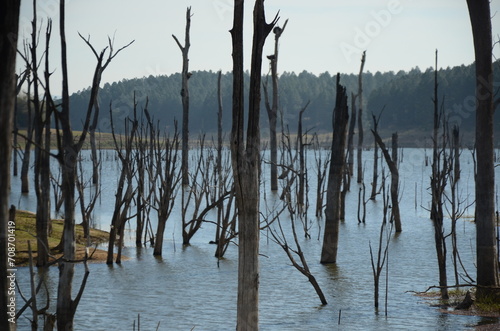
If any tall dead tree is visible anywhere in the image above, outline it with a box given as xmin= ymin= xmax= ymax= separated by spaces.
xmin=36 ymin=17 xmax=53 ymax=267
xmin=264 ymin=19 xmax=287 ymax=191
xmin=0 ymin=1 xmax=21 ymax=330
xmin=356 ymin=51 xmax=366 ymax=184
xmin=466 ymin=0 xmax=499 ymax=300
xmin=173 ymin=6 xmax=192 ymax=186
xmin=346 ymin=92 xmax=357 ymax=181
xmin=320 ymin=74 xmax=349 ymax=264
xmin=430 ymin=50 xmax=449 ymax=300
xmin=230 ymin=1 xmax=278 ymax=329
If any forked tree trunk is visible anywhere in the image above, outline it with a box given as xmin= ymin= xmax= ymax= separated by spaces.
xmin=173 ymin=7 xmax=192 ymax=186
xmin=231 ymin=1 xmax=278 ymax=329
xmin=265 ymin=19 xmax=287 ymax=192
xmin=466 ymin=0 xmax=499 ymax=300
xmin=0 ymin=1 xmax=21 ymax=329
xmin=321 ymin=74 xmax=349 ymax=264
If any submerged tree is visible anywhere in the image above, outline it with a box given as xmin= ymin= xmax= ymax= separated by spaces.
xmin=173 ymin=6 xmax=192 ymax=186
xmin=263 ymin=19 xmax=288 ymax=191
xmin=320 ymin=74 xmax=349 ymax=264
xmin=230 ymin=0 xmax=278 ymax=329
xmin=356 ymin=51 xmax=366 ymax=184
xmin=0 ymin=1 xmax=21 ymax=329
xmin=466 ymin=0 xmax=500 ymax=301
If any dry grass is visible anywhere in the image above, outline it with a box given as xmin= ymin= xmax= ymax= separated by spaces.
xmin=14 ymin=209 xmax=117 ymax=266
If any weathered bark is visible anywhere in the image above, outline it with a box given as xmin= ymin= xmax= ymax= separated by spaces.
xmin=430 ymin=50 xmax=449 ymax=300
xmin=215 ymin=71 xmax=224 ymax=245
xmin=347 ymin=92 xmax=357 ymax=178
xmin=297 ymin=101 xmax=310 ymax=214
xmin=264 ymin=19 xmax=287 ymax=192
xmin=231 ymin=1 xmax=278 ymax=329
xmin=372 ymin=130 xmax=402 ymax=232
xmin=173 ymin=7 xmax=192 ymax=186
xmin=356 ymin=51 xmax=366 ymax=184
xmin=31 ymin=5 xmax=51 ymax=268
xmin=320 ymin=74 xmax=349 ymax=264
xmin=0 ymin=1 xmax=20 ymax=329
xmin=370 ymin=112 xmax=381 ymax=200
xmin=466 ymin=0 xmax=499 ymax=300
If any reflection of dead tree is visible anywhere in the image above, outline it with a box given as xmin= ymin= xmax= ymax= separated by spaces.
xmin=106 ymin=99 xmax=139 ymax=264
xmin=267 ymin=205 xmax=327 ymax=305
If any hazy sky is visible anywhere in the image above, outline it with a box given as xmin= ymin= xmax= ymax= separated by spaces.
xmin=17 ymin=0 xmax=500 ymax=94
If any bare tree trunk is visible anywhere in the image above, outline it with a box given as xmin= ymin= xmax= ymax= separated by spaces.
xmin=356 ymin=51 xmax=366 ymax=184
xmin=0 ymin=1 xmax=20 ymax=329
xmin=215 ymin=71 xmax=224 ymax=245
xmin=231 ymin=1 xmax=278 ymax=329
xmin=347 ymin=92 xmax=357 ymax=179
xmin=265 ymin=20 xmax=287 ymax=192
xmin=370 ymin=112 xmax=381 ymax=200
xmin=372 ymin=130 xmax=402 ymax=232
xmin=321 ymin=74 xmax=349 ymax=264
xmin=466 ymin=0 xmax=499 ymax=300
xmin=173 ymin=7 xmax=192 ymax=186
xmin=20 ymin=77 xmax=33 ymax=193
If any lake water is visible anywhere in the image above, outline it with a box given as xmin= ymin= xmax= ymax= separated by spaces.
xmin=11 ymin=148 xmax=500 ymax=330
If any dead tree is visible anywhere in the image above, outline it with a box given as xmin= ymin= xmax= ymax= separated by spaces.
xmin=152 ymin=125 xmax=181 ymax=256
xmin=230 ymin=1 xmax=278 ymax=329
xmin=106 ymin=100 xmax=138 ymax=264
xmin=263 ymin=19 xmax=288 ymax=191
xmin=79 ymin=33 xmax=134 ymax=187
xmin=313 ymin=135 xmax=330 ymax=218
xmin=35 ymin=19 xmax=54 ymax=267
xmin=269 ymin=214 xmax=328 ymax=305
xmin=173 ymin=6 xmax=192 ymax=186
xmin=356 ymin=51 xmax=366 ymax=184
xmin=370 ymin=111 xmax=382 ymax=200
xmin=0 ymin=1 xmax=20 ymax=329
xmin=369 ymin=179 xmax=393 ymax=311
xmin=372 ymin=130 xmax=402 ymax=233
xmin=320 ymin=74 xmax=349 ymax=264
xmin=19 ymin=43 xmax=34 ymax=194
xmin=430 ymin=50 xmax=449 ymax=300
xmin=346 ymin=92 xmax=357 ymax=180
xmin=466 ymin=0 xmax=500 ymax=300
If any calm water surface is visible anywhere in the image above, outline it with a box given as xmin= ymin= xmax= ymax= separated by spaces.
xmin=11 ymin=148 xmax=500 ymax=330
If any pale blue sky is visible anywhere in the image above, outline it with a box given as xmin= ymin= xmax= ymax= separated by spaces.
xmin=17 ymin=0 xmax=500 ymax=94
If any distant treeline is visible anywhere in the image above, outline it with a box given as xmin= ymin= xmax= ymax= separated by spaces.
xmin=16 ymin=60 xmax=500 ymax=145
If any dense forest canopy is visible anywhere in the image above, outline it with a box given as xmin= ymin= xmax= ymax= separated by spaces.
xmin=15 ymin=60 xmax=500 ymax=146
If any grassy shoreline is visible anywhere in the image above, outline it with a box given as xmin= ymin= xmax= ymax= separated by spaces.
xmin=14 ymin=209 xmax=115 ymax=267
